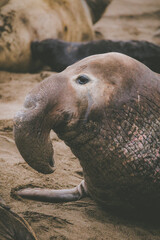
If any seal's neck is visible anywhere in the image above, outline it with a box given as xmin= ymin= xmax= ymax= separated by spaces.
xmin=60 ymin=97 xmax=160 ymax=184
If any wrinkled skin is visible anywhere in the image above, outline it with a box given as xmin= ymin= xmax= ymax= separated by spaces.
xmin=0 ymin=0 xmax=112 ymax=72
xmin=31 ymin=39 xmax=160 ymax=73
xmin=0 ymin=198 xmax=37 ymax=240
xmin=14 ymin=53 xmax=160 ymax=216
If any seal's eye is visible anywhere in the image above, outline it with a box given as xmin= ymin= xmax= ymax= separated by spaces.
xmin=76 ymin=75 xmax=90 ymax=85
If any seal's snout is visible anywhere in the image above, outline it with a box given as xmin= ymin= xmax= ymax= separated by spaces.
xmin=13 ymin=88 xmax=55 ymax=175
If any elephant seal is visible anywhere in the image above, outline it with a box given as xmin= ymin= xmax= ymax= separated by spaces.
xmin=0 ymin=197 xmax=37 ymax=240
xmin=0 ymin=0 xmax=111 ymax=72
xmin=31 ymin=39 xmax=160 ymax=73
xmin=14 ymin=53 xmax=160 ymax=216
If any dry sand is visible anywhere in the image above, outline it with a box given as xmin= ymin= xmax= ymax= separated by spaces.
xmin=0 ymin=0 xmax=160 ymax=239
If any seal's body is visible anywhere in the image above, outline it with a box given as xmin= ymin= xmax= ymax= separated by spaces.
xmin=14 ymin=53 xmax=160 ymax=215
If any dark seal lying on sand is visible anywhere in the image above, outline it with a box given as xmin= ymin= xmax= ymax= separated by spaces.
xmin=31 ymin=39 xmax=160 ymax=73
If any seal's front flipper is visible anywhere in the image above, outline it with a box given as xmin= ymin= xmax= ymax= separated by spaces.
xmin=16 ymin=180 xmax=88 ymax=203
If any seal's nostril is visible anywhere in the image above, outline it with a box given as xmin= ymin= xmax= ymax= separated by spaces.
xmin=24 ymin=95 xmax=37 ymax=109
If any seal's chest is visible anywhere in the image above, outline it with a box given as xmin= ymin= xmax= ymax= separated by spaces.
xmin=120 ymin=118 xmax=160 ymax=181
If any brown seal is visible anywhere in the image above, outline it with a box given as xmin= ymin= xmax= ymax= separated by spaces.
xmin=14 ymin=53 xmax=160 ymax=216
xmin=0 ymin=0 xmax=111 ymax=72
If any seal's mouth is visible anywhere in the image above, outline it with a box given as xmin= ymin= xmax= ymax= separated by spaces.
xmin=41 ymin=157 xmax=56 ymax=174
xmin=35 ymin=160 xmax=56 ymax=174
